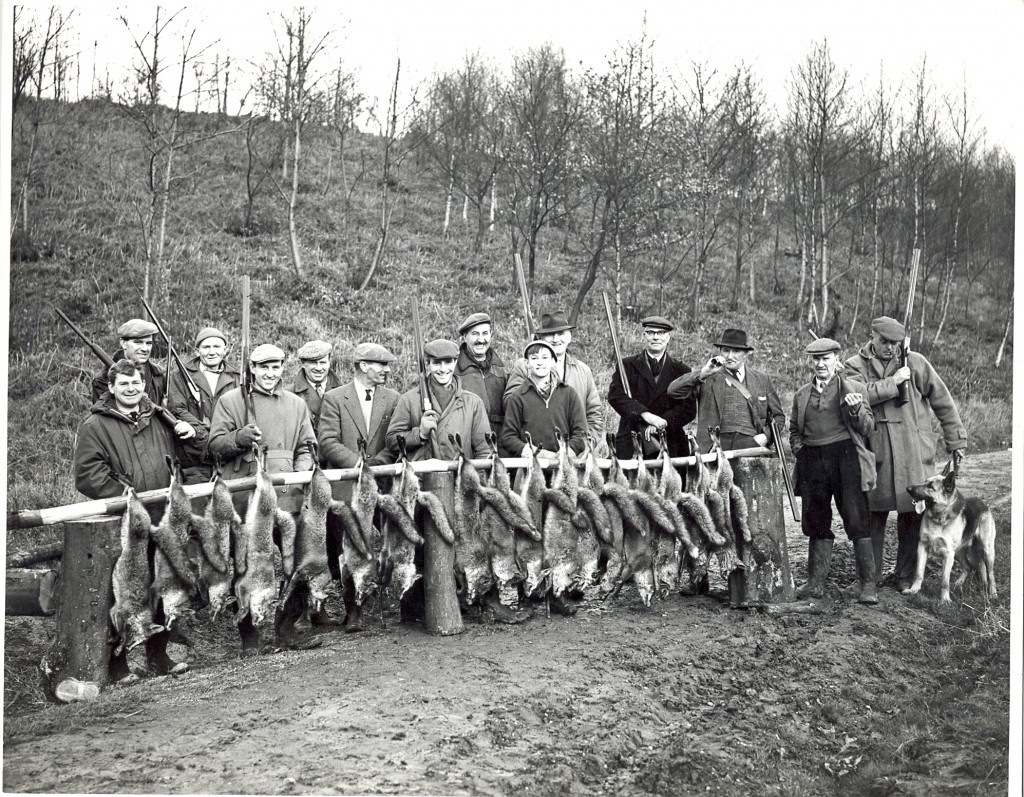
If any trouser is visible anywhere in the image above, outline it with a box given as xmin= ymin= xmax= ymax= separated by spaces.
xmin=869 ymin=510 xmax=922 ymax=579
xmin=797 ymin=440 xmax=869 ymax=541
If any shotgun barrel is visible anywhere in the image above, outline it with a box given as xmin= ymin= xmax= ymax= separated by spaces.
xmin=411 ymin=299 xmax=441 ymax=458
xmin=514 ymin=253 xmax=534 ymax=339
xmin=897 ymin=248 xmax=921 ymax=407
xmin=140 ymin=296 xmax=204 ymax=420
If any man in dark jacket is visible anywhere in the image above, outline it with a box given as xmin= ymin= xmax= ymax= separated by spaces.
xmin=608 ymin=315 xmax=695 ymax=459
xmin=74 ymin=359 xmax=196 ymax=676
xmin=668 ymin=328 xmax=785 ymax=453
xmin=291 ymin=339 xmax=342 ymax=435
xmin=166 ymin=327 xmax=241 ymax=483
xmin=454 ymin=312 xmax=508 ymax=433
xmin=90 ymin=318 xmax=167 ymax=404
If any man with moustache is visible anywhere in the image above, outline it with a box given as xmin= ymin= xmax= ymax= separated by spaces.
xmin=668 ymin=328 xmax=785 ymax=454
xmin=166 ymin=327 xmax=241 ymax=483
xmin=608 ymin=315 xmax=696 ymax=459
xmin=454 ymin=312 xmax=508 ymax=433
xmin=90 ymin=318 xmax=167 ymax=404
xmin=503 ymin=311 xmax=604 ymax=442
xmin=292 ymin=339 xmax=341 ymax=435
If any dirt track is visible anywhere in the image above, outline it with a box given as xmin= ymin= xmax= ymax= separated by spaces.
xmin=3 ymin=451 xmax=1012 ymax=795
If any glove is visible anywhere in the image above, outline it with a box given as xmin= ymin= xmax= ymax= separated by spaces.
xmin=235 ymin=424 xmax=261 ymax=449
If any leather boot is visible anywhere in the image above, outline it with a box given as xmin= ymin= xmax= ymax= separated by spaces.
xmin=796 ymin=538 xmax=833 ymax=599
xmin=482 ymin=587 xmax=527 ymax=625
xmin=145 ymin=631 xmax=190 ymax=674
xmin=276 ymin=587 xmax=322 ymax=650
xmin=853 ymin=538 xmax=879 ymax=605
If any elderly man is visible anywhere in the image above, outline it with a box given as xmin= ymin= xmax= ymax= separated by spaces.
xmin=503 ymin=310 xmax=604 ymax=442
xmin=208 ymin=343 xmax=318 ymax=653
xmin=319 ymin=342 xmax=401 ymax=633
xmin=789 ymin=338 xmax=877 ymax=605
xmin=74 ymin=359 xmax=196 ymax=676
xmin=454 ymin=312 xmax=508 ymax=433
xmin=166 ymin=327 xmax=241 ymax=483
xmin=292 ymin=339 xmax=341 ymax=434
xmin=608 ymin=315 xmax=696 ymax=459
xmin=387 ymin=339 xmax=490 ymax=462
xmin=844 ymin=316 xmax=968 ymax=589
xmin=90 ymin=318 xmax=167 ymax=404
xmin=668 ymin=328 xmax=784 ymax=454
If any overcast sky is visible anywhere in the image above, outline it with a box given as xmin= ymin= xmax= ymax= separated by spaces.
xmin=7 ymin=0 xmax=1023 ymax=148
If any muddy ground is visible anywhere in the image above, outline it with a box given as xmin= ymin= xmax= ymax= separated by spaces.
xmin=3 ymin=451 xmax=1013 ymax=796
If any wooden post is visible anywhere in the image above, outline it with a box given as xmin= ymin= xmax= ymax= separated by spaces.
xmin=39 ymin=516 xmax=120 ymax=694
xmin=421 ymin=471 xmax=463 ymax=636
xmin=730 ymin=456 xmax=795 ymax=605
xmin=6 ymin=568 xmax=60 ymax=616
xmin=8 ymin=541 xmax=63 ymax=568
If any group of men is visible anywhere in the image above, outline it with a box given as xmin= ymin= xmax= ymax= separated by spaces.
xmin=72 ymin=306 xmax=967 ymax=663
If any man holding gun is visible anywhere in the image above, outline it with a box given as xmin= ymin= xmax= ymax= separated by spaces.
xmin=89 ymin=319 xmax=168 ymax=404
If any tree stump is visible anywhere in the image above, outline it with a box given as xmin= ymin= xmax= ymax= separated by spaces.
xmin=421 ymin=472 xmax=463 ymax=636
xmin=730 ymin=456 xmax=795 ymax=605
xmin=6 ymin=568 xmax=60 ymax=616
xmin=39 ymin=516 xmax=120 ymax=695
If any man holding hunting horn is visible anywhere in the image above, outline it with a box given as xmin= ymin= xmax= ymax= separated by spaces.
xmin=608 ymin=315 xmax=696 ymax=459
xmin=844 ymin=315 xmax=967 ymax=589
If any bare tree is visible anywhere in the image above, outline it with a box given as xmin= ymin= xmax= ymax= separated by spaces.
xmin=324 ymin=61 xmax=364 ymax=202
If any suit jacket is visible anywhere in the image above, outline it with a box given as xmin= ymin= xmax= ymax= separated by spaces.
xmin=668 ymin=366 xmax=784 ymax=453
xmin=292 ymin=369 xmax=343 ymax=434
xmin=608 ymin=352 xmax=695 ymax=458
xmin=318 ymin=381 xmax=400 ymax=468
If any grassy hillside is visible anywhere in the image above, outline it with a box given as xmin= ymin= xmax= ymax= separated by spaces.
xmin=6 ymin=98 xmax=1014 ymax=517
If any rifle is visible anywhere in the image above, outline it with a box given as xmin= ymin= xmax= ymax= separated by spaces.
xmin=769 ymin=414 xmax=800 ymax=522
xmin=602 ymin=291 xmax=661 ymax=452
xmin=897 ymin=248 xmax=921 ymax=407
xmin=411 ymin=298 xmax=441 ymax=458
xmin=140 ymin=296 xmax=204 ymax=421
xmin=54 ymin=305 xmax=184 ymax=431
xmin=239 ymin=275 xmax=255 ymax=426
xmin=513 ymin=253 xmax=534 ymax=338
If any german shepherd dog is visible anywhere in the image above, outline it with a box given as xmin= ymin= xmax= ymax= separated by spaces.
xmin=903 ymin=467 xmax=998 ymax=603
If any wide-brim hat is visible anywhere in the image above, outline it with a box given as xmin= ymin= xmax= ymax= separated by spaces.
xmin=534 ymin=311 xmax=575 ymax=336
xmin=714 ymin=328 xmax=753 ymax=351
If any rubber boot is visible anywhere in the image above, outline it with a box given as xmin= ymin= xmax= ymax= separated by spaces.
xmin=868 ymin=512 xmax=887 ymax=584
xmin=796 ymin=538 xmax=833 ymax=599
xmin=853 ymin=538 xmax=879 ymax=605
xmin=276 ymin=587 xmax=322 ymax=650
xmin=145 ymin=631 xmax=190 ymax=674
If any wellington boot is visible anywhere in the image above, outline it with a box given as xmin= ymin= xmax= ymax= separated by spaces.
xmin=796 ymin=538 xmax=833 ymax=599
xmin=854 ymin=538 xmax=879 ymax=605
xmin=344 ymin=603 xmax=364 ymax=634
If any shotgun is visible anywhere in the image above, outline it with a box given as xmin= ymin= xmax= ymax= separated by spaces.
xmin=140 ymin=296 xmax=204 ymax=421
xmin=54 ymin=305 xmax=185 ymax=431
xmin=513 ymin=253 xmax=534 ymax=339
xmin=769 ymin=414 xmax=800 ymax=522
xmin=897 ymin=248 xmax=921 ymax=407
xmin=602 ymin=291 xmax=661 ymax=452
xmin=411 ymin=299 xmax=441 ymax=458
xmin=239 ymin=275 xmax=255 ymax=426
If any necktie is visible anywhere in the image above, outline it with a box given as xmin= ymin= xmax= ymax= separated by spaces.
xmin=649 ymin=357 xmax=660 ymax=378
xmin=315 ymin=383 xmax=324 ymax=397
xmin=129 ymin=411 xmax=140 ymax=422
xmin=365 ymin=389 xmax=372 ymax=402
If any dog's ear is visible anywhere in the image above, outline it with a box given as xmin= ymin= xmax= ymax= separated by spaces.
xmin=942 ymin=470 xmax=957 ymax=493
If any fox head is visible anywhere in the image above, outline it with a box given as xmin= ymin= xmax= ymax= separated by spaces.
xmin=247 ymin=587 xmax=279 ymax=628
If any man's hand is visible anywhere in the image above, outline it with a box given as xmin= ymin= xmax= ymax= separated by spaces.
xmin=174 ymin=421 xmax=196 ymax=440
xmin=418 ymin=409 xmax=439 ymax=440
xmin=753 ymin=432 xmax=769 ymax=447
xmin=235 ymin=424 xmax=262 ymax=448
xmin=842 ymin=392 xmax=864 ymax=408
xmin=640 ymin=411 xmax=668 ymax=438
xmin=892 ymin=366 xmax=912 ymax=385
xmin=951 ymin=448 xmax=967 ymax=468
xmin=699 ymin=357 xmax=724 ymax=380
xmin=537 ymin=449 xmax=559 ymax=461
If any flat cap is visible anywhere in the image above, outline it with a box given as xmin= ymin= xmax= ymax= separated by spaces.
xmin=195 ymin=327 xmax=227 ymax=347
xmin=353 ymin=342 xmax=396 ymax=363
xmin=805 ymin=337 xmax=841 ymax=355
xmin=641 ymin=315 xmax=674 ymax=331
xmin=871 ymin=316 xmax=906 ymax=341
xmin=424 ymin=339 xmax=460 ymax=360
xmin=524 ymin=340 xmax=557 ymax=359
xmin=249 ymin=343 xmax=286 ymax=364
xmin=296 ymin=339 xmax=332 ymax=361
xmin=117 ymin=319 xmax=158 ymax=339
xmin=458 ymin=312 xmax=492 ymax=336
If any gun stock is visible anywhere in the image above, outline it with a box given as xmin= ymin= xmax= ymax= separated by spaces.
xmin=769 ymin=415 xmax=800 ymax=522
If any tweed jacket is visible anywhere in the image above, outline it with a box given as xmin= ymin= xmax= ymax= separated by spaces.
xmin=318 ymin=381 xmax=400 ymax=468
xmin=386 ymin=376 xmax=490 ymax=462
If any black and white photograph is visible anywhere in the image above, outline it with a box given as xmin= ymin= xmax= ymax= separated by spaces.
xmin=2 ymin=0 xmax=1020 ymax=793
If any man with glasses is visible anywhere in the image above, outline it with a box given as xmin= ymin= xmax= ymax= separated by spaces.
xmin=608 ymin=315 xmax=696 ymax=459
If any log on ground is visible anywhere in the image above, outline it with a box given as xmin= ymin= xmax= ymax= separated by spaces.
xmin=6 ymin=568 xmax=60 ymax=616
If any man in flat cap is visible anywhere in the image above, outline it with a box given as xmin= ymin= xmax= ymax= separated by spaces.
xmin=608 ymin=316 xmax=696 ymax=459
xmin=789 ymin=337 xmax=878 ymax=604
xmin=455 ymin=312 xmax=508 ymax=433
xmin=668 ymin=328 xmax=785 ymax=454
xmin=387 ymin=339 xmax=490 ymax=462
xmin=208 ymin=343 xmax=318 ymax=653
xmin=292 ymin=339 xmax=341 ymax=435
xmin=844 ymin=316 xmax=967 ymax=589
xmin=90 ymin=318 xmax=167 ymax=404
xmin=503 ymin=310 xmax=604 ymax=442
xmin=166 ymin=327 xmax=241 ymax=483
xmin=319 ymin=342 xmax=402 ymax=632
